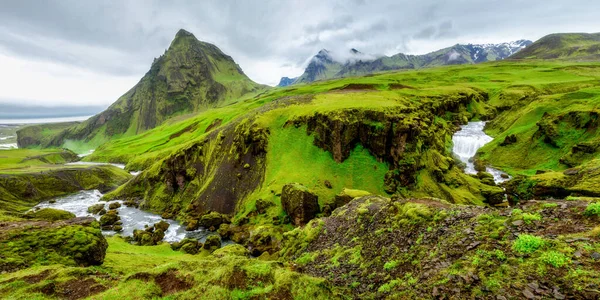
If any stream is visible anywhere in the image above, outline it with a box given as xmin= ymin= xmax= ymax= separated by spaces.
xmin=32 ymin=191 xmax=225 ymax=244
xmin=452 ymin=121 xmax=509 ymax=184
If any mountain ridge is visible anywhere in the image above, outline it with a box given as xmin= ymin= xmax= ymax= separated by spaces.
xmin=510 ymin=32 xmax=600 ymax=60
xmin=278 ymin=40 xmax=532 ymax=86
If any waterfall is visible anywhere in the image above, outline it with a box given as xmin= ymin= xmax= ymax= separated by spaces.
xmin=452 ymin=121 xmax=509 ymax=183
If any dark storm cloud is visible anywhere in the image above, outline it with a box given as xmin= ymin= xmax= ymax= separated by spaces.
xmin=0 ymin=0 xmax=599 ymax=91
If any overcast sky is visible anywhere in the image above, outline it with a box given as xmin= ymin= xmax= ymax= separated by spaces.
xmin=0 ymin=0 xmax=598 ymax=108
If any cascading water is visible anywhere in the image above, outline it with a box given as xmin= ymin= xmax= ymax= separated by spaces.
xmin=452 ymin=121 xmax=509 ymax=183
xmin=32 ymin=190 xmax=227 ymax=244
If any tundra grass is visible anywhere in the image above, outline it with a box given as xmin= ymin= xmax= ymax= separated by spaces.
xmin=0 ymin=149 xmax=80 ymax=174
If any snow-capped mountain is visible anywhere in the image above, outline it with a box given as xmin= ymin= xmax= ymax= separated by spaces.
xmin=278 ymin=40 xmax=532 ymax=87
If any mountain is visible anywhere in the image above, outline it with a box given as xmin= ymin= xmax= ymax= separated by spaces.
xmin=28 ymin=29 xmax=263 ymax=148
xmin=280 ymin=40 xmax=531 ymax=85
xmin=277 ymin=77 xmax=297 ymax=87
xmin=293 ymin=49 xmax=345 ymax=84
xmin=510 ymin=32 xmax=600 ymax=60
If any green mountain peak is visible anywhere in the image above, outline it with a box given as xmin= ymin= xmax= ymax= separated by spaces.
xmin=29 ymin=29 xmax=262 ymax=148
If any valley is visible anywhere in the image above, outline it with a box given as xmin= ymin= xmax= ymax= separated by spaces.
xmin=2 ymin=29 xmax=600 ymax=299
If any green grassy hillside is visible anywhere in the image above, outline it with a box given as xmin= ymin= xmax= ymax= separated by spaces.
xmin=76 ymin=60 xmax=599 ymax=229
xmin=511 ymin=33 xmax=600 ymax=60
xmin=17 ymin=29 xmax=264 ymax=152
xmin=0 ymin=149 xmax=131 ymax=214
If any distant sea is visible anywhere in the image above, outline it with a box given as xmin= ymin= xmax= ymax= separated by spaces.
xmin=0 ymin=115 xmax=91 ymax=125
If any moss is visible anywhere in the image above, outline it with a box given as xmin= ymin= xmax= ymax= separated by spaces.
xmin=383 ymin=260 xmax=399 ymax=271
xmin=540 ymin=251 xmax=570 ymax=268
xmin=0 ymin=219 xmax=107 ymax=272
xmin=23 ymin=208 xmax=75 ymax=221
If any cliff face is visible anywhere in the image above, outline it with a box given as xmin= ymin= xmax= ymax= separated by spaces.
xmin=105 ymin=87 xmax=503 ymax=221
xmin=20 ymin=29 xmax=263 ymax=148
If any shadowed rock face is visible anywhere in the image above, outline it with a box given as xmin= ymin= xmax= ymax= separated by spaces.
xmin=18 ymin=29 xmax=262 ymax=148
xmin=281 ymin=183 xmax=320 ymax=226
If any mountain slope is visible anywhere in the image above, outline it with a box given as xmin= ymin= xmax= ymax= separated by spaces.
xmin=511 ymin=32 xmax=600 ymax=60
xmin=24 ymin=29 xmax=263 ymax=149
xmin=281 ymin=40 xmax=531 ymax=85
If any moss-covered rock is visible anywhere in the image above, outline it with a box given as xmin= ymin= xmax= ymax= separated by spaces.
xmin=198 ymin=212 xmax=230 ymax=230
xmin=87 ymin=204 xmax=106 ymax=214
xmin=154 ymin=220 xmax=170 ymax=232
xmin=108 ymin=202 xmax=122 ymax=210
xmin=0 ymin=217 xmax=107 ymax=272
xmin=24 ymin=208 xmax=75 ymax=221
xmin=99 ymin=211 xmax=120 ymax=228
xmin=132 ymin=221 xmax=170 ymax=246
xmin=213 ymin=244 xmax=250 ymax=258
xmin=281 ymin=183 xmax=320 ymax=226
xmin=203 ymin=235 xmax=222 ymax=252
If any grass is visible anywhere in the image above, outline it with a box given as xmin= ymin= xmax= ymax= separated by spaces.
xmin=0 ymin=148 xmax=79 ymax=174
xmin=0 ymin=236 xmax=338 ymax=299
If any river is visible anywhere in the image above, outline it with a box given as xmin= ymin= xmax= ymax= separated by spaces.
xmin=32 ymin=190 xmax=225 ymax=243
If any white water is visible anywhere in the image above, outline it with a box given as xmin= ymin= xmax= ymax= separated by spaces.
xmin=32 ymin=190 xmax=224 ymax=243
xmin=452 ymin=121 xmax=509 ymax=183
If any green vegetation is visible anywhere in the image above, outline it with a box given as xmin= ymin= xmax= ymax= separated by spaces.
xmin=0 ymin=218 xmax=107 ymax=272
xmin=584 ymin=202 xmax=600 ymax=216
xmin=24 ymin=208 xmax=75 ymax=221
xmin=0 ymin=149 xmax=131 ymax=214
xmin=512 ymin=234 xmax=545 ymax=255
xmin=5 ymin=31 xmax=600 ymax=299
xmin=512 ymin=33 xmax=600 ymax=60
xmin=540 ymin=251 xmax=570 ymax=268
xmin=17 ymin=29 xmax=265 ymax=151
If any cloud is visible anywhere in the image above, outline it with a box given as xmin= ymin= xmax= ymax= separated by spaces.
xmin=0 ymin=0 xmax=598 ymax=105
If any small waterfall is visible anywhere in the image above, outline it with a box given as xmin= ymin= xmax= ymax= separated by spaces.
xmin=452 ymin=121 xmax=509 ymax=183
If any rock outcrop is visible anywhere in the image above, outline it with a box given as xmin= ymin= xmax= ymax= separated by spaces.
xmin=281 ymin=183 xmax=320 ymax=226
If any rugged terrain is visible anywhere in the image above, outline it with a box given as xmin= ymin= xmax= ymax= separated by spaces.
xmin=4 ymin=31 xmax=600 ymax=299
xmin=19 ymin=29 xmax=264 ymax=151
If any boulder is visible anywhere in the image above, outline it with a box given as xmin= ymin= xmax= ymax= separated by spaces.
xmin=132 ymin=221 xmax=169 ymax=246
xmin=198 ymin=212 xmax=230 ymax=229
xmin=203 ymin=235 xmax=222 ymax=252
xmin=281 ymin=183 xmax=320 ymax=226
xmin=87 ymin=204 xmax=106 ymax=214
xmin=185 ymin=219 xmax=199 ymax=231
xmin=154 ymin=220 xmax=170 ymax=232
xmin=179 ymin=239 xmax=202 ymax=254
xmin=0 ymin=217 xmax=107 ymax=272
xmin=99 ymin=212 xmax=120 ymax=227
xmin=108 ymin=202 xmax=122 ymax=210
